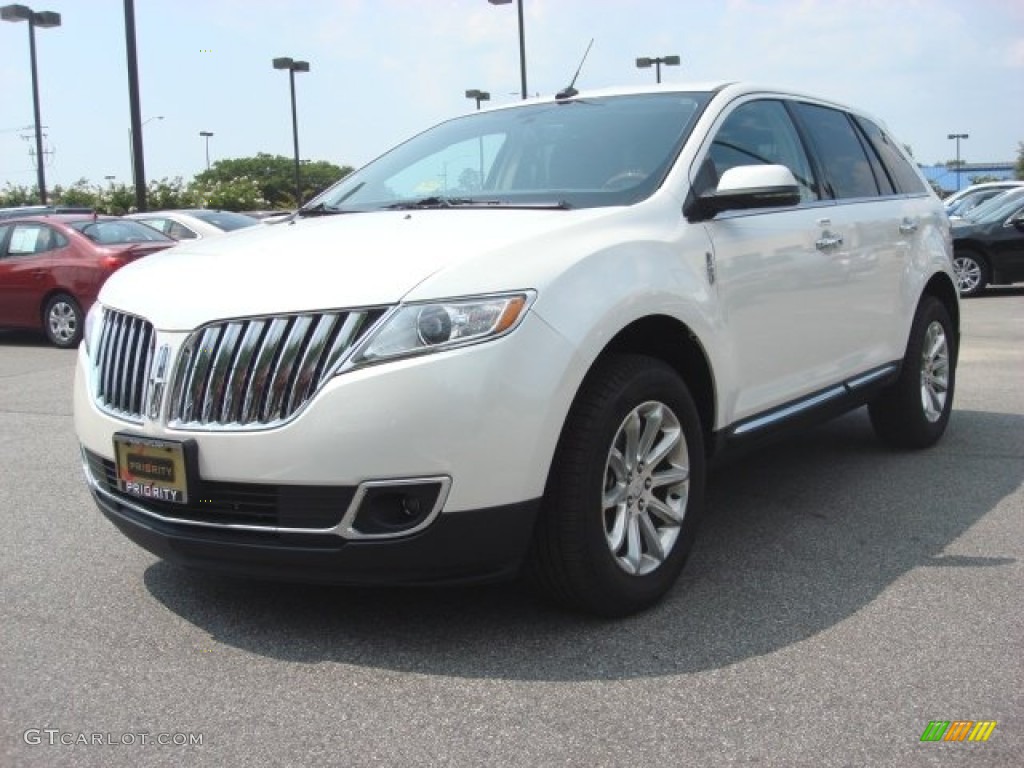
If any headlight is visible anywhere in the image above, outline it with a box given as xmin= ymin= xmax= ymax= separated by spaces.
xmin=350 ymin=292 xmax=534 ymax=366
xmin=83 ymin=302 xmax=103 ymax=356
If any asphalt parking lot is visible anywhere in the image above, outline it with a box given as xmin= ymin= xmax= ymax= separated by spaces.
xmin=1 ymin=290 xmax=1021 ymax=767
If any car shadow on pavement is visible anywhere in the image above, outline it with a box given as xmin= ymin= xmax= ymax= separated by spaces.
xmin=0 ymin=329 xmax=51 ymax=347
xmin=143 ymin=407 xmax=1023 ymax=681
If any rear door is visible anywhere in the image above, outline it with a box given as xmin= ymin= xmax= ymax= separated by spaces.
xmin=0 ymin=222 xmax=68 ymax=329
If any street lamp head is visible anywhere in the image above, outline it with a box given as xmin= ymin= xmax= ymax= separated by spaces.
xmin=0 ymin=6 xmax=60 ymax=26
xmin=663 ymin=55 xmax=681 ymax=66
xmin=33 ymin=9 xmax=59 ymax=26
xmin=199 ymin=131 xmax=213 ymax=138
xmin=947 ymin=133 xmax=969 ymax=140
xmin=0 ymin=4 xmax=31 ymax=22
xmin=274 ymin=57 xmax=309 ymax=73
xmin=635 ymin=57 xmax=652 ymax=68
xmin=487 ymin=0 xmax=513 ymax=4
xmin=465 ymin=89 xmax=490 ymax=100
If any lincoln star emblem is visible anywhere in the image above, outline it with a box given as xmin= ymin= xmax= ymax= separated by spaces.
xmin=146 ymin=343 xmax=171 ymax=421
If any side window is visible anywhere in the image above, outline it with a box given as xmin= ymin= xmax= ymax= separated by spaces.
xmin=791 ymin=103 xmax=881 ymax=199
xmin=7 ymin=224 xmax=60 ymax=256
xmin=698 ymin=99 xmax=819 ymax=202
xmin=138 ymin=218 xmax=171 ymax=235
xmin=0 ymin=224 xmax=10 ymax=257
xmin=167 ymin=221 xmax=198 ymax=240
xmin=854 ymin=116 xmax=927 ymax=195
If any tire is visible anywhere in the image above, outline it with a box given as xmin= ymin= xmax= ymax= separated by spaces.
xmin=952 ymin=250 xmax=988 ymax=297
xmin=42 ymin=294 xmax=83 ymax=349
xmin=868 ymin=296 xmax=956 ymax=449
xmin=527 ymin=355 xmax=706 ymax=617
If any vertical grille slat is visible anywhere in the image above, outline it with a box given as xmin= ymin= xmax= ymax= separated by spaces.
xmin=168 ymin=309 xmax=382 ymax=429
xmin=92 ymin=309 xmax=156 ymax=422
xmin=219 ymin=319 xmax=267 ymax=425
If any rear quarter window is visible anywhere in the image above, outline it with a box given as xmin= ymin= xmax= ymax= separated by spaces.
xmin=853 ymin=116 xmax=928 ymax=195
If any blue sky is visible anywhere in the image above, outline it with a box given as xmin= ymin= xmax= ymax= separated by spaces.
xmin=1 ymin=0 xmax=1022 ymax=191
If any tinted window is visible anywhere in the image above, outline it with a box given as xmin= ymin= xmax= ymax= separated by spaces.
xmin=698 ymin=99 xmax=819 ymax=201
xmin=854 ymin=116 xmax=926 ymax=195
xmin=69 ymin=219 xmax=174 ymax=244
xmin=792 ymin=103 xmax=881 ymax=199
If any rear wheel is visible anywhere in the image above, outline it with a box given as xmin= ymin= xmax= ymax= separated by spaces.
xmin=869 ymin=296 xmax=956 ymax=449
xmin=42 ymin=294 xmax=83 ymax=349
xmin=953 ymin=250 xmax=988 ymax=297
xmin=527 ymin=355 xmax=706 ymax=617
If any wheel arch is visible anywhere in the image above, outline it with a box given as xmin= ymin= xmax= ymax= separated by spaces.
xmin=595 ymin=314 xmax=717 ymax=454
xmin=921 ymin=272 xmax=960 ymax=342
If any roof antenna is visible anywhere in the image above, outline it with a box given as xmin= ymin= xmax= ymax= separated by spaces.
xmin=556 ymin=38 xmax=594 ymax=100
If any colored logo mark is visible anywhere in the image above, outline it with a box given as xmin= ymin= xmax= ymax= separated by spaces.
xmin=920 ymin=720 xmax=997 ymax=742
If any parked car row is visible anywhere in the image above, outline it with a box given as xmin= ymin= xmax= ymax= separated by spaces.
xmin=0 ymin=207 xmax=281 ymax=347
xmin=0 ymin=214 xmax=176 ymax=347
xmin=946 ymin=183 xmax=1024 ymax=296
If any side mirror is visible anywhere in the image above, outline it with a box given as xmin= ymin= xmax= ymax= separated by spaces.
xmin=685 ymin=164 xmax=801 ymax=222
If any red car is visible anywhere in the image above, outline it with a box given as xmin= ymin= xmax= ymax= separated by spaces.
xmin=0 ymin=214 xmax=175 ymax=348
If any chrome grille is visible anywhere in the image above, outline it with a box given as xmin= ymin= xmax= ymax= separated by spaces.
xmin=168 ymin=309 xmax=385 ymax=428
xmin=93 ymin=309 xmax=155 ymax=421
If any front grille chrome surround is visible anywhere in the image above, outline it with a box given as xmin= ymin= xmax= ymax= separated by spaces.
xmin=93 ymin=309 xmax=156 ymax=422
xmin=167 ymin=308 xmax=386 ymax=430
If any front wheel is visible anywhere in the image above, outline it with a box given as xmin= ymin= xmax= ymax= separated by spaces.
xmin=527 ymin=355 xmax=706 ymax=617
xmin=42 ymin=294 xmax=83 ymax=349
xmin=868 ymin=296 xmax=956 ymax=449
xmin=953 ymin=251 xmax=988 ymax=297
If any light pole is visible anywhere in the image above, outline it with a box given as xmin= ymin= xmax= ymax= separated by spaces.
xmin=635 ymin=55 xmax=680 ymax=84
xmin=947 ymin=133 xmax=969 ymax=191
xmin=2 ymin=4 xmax=61 ymax=205
xmin=465 ymin=89 xmax=490 ymax=110
xmin=273 ymin=56 xmax=309 ymax=207
xmin=199 ymin=131 xmax=214 ymax=170
xmin=129 ymin=115 xmax=163 ymax=194
xmin=488 ymin=0 xmax=527 ymax=100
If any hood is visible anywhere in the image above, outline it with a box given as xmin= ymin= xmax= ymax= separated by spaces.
xmin=98 ymin=208 xmax=608 ymax=329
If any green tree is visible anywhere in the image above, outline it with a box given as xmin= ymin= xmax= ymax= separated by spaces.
xmin=192 ymin=153 xmax=351 ymax=208
xmin=52 ymin=178 xmax=98 ymax=207
xmin=191 ymin=176 xmax=268 ymax=211
xmin=146 ymin=177 xmax=198 ymax=210
xmin=0 ymin=183 xmax=38 ymax=207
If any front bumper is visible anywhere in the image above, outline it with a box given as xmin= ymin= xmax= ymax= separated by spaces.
xmin=74 ymin=309 xmax=576 ymax=583
xmin=87 ymin=464 xmax=540 ymax=585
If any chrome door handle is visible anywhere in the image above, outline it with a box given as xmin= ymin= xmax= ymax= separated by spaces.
xmin=815 ymin=233 xmax=843 ymax=250
xmin=899 ymin=219 xmax=918 ymax=234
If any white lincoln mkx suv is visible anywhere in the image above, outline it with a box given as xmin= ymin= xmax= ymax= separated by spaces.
xmin=74 ymin=83 xmax=959 ymax=616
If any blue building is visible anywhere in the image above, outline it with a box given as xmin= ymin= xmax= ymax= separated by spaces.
xmin=919 ymin=162 xmax=1016 ymax=196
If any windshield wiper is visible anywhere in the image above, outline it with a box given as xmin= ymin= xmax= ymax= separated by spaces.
xmin=296 ymin=202 xmax=351 ymax=217
xmin=383 ymin=197 xmax=573 ymax=211
xmin=382 ymin=196 xmax=478 ymax=210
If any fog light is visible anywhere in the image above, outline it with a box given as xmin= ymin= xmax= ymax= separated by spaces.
xmin=343 ymin=478 xmax=451 ymax=539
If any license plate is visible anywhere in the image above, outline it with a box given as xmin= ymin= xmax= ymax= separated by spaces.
xmin=113 ymin=434 xmax=189 ymax=505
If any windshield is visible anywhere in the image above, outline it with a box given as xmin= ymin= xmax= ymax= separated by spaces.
xmin=69 ymin=219 xmax=174 ymax=244
xmin=962 ymin=187 xmax=1024 ymax=224
xmin=305 ymin=93 xmax=710 ymax=213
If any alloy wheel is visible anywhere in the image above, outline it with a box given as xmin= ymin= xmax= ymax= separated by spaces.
xmin=602 ymin=400 xmax=690 ymax=575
